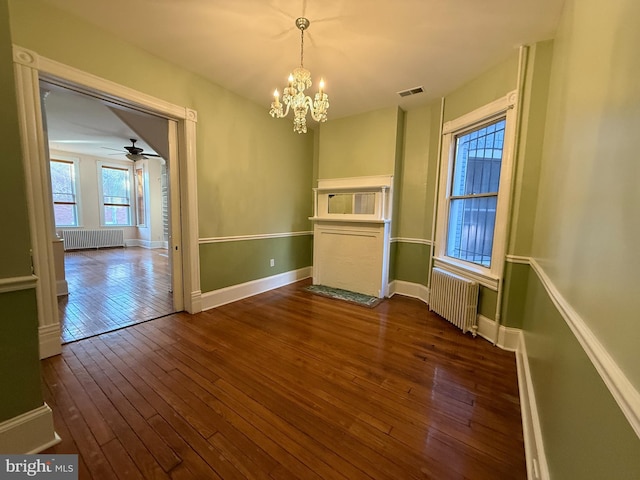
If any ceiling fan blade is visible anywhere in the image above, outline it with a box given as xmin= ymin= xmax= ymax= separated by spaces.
xmin=101 ymin=147 xmax=124 ymax=152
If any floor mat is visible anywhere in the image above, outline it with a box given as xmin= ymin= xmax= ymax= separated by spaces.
xmin=305 ymin=284 xmax=383 ymax=308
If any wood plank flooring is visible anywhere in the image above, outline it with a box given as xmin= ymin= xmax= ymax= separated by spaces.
xmin=43 ymin=280 xmax=526 ymax=479
xmin=58 ymin=247 xmax=174 ymax=343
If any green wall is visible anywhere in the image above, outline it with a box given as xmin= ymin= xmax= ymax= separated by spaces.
xmin=530 ymin=0 xmax=640 ymax=387
xmin=443 ymin=52 xmax=520 ymax=122
xmin=524 ymin=0 xmax=640 ymax=476
xmin=523 ymin=269 xmax=640 ymax=478
xmin=0 ymin=0 xmax=43 ymax=423
xmin=8 ymin=0 xmax=315 ymax=294
xmin=317 ymin=107 xmax=402 ymax=179
xmin=200 ymin=235 xmax=312 ymax=292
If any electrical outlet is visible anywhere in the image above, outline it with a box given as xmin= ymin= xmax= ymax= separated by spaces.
xmin=270 ymin=258 xmax=275 ymax=267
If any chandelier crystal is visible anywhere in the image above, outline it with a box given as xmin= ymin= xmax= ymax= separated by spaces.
xmin=269 ymin=17 xmax=329 ymax=134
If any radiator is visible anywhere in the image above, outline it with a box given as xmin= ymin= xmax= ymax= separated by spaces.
xmin=60 ymin=229 xmax=125 ymax=251
xmin=429 ymin=268 xmax=479 ymax=336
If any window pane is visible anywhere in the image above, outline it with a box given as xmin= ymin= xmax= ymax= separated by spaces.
xmin=447 ymin=196 xmax=497 ymax=267
xmin=102 ymin=167 xmax=130 ymax=205
xmin=50 ymin=160 xmax=78 ymax=227
xmin=104 ymin=205 xmax=130 ymax=226
xmin=451 ymin=119 xmax=505 ymax=196
xmin=53 ymin=203 xmax=77 ymax=227
xmin=50 ymin=161 xmax=74 ymax=198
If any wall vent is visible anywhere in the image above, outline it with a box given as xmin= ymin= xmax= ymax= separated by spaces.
xmin=397 ymin=86 xmax=424 ymax=97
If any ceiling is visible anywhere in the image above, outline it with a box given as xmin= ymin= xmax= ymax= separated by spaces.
xmin=43 ymin=82 xmax=164 ymax=160
xmin=40 ymin=0 xmax=564 ymax=156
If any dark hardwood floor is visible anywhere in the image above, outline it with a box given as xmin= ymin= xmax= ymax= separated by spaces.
xmin=58 ymin=247 xmax=174 ymax=343
xmin=43 ymin=280 xmax=526 ymax=479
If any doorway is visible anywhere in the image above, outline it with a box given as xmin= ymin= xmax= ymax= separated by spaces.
xmin=41 ymin=83 xmax=180 ymax=342
xmin=13 ymin=44 xmax=201 ymax=358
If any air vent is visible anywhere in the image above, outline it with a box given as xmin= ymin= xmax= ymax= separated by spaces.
xmin=397 ymin=86 xmax=424 ymax=97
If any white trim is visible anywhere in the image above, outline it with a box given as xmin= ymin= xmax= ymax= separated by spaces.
xmin=391 ymin=237 xmax=433 ymax=246
xmin=202 ymin=267 xmax=312 ymax=311
xmin=39 ymin=323 xmax=62 ymax=359
xmin=476 ymin=314 xmax=521 ymax=351
xmin=388 ymin=280 xmax=429 ymax=304
xmin=506 ymin=254 xmax=531 ymax=265
xmin=433 ymin=258 xmax=499 ymax=291
xmin=0 ymin=404 xmax=60 ymax=454
xmin=530 ymin=258 xmax=640 ymax=439
xmin=516 ymin=330 xmax=550 ymax=480
xmin=0 ymin=275 xmax=38 ymax=294
xmin=56 ymin=279 xmax=68 ymax=296
xmin=434 ymin=90 xmax=518 ymax=286
xmin=199 ymin=231 xmax=313 ymax=244
xmin=12 ymin=43 xmax=201 ymax=329
xmin=317 ymin=175 xmax=394 ymax=189
xmin=125 ymin=239 xmax=167 ymax=249
xmin=442 ymin=91 xmax=518 ymax=134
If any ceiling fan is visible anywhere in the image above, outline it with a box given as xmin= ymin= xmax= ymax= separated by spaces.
xmin=103 ymin=138 xmax=162 ymax=161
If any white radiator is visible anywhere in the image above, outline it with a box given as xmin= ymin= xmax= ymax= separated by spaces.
xmin=60 ymin=229 xmax=125 ymax=251
xmin=429 ymin=267 xmax=479 ymax=336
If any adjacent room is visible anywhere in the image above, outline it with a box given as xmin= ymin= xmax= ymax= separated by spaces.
xmin=43 ymin=85 xmax=176 ymax=342
xmin=1 ymin=0 xmax=639 ymax=479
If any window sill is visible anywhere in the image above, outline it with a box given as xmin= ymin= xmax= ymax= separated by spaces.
xmin=433 ymin=257 xmax=499 ymax=290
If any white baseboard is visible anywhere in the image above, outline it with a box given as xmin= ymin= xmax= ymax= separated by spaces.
xmin=515 ymin=331 xmax=550 ymax=480
xmin=388 ymin=280 xmax=430 ymax=304
xmin=56 ymin=279 xmax=68 ymax=297
xmin=39 ymin=323 xmax=61 ymax=359
xmin=476 ymin=314 xmax=521 ymax=351
xmin=125 ymin=239 xmax=167 ymax=249
xmin=189 ymin=290 xmax=202 ymax=314
xmin=202 ymin=267 xmax=312 ymax=311
xmin=0 ymin=404 xmax=60 ymax=454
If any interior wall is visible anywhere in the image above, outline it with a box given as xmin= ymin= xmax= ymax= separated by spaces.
xmin=524 ymin=0 xmax=640 ymax=476
xmin=0 ymin=0 xmax=44 ymax=423
xmin=317 ymin=107 xmax=401 ymax=179
xmin=8 ymin=0 xmax=315 ymax=294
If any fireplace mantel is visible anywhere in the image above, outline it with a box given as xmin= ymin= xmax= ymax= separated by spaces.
xmin=310 ymin=176 xmax=393 ymax=298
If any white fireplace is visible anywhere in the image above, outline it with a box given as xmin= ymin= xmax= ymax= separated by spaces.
xmin=310 ymin=175 xmax=393 ymax=298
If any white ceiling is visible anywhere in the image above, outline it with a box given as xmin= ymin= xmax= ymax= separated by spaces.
xmin=40 ymin=0 xmax=564 ymax=158
xmin=41 ymin=0 xmax=564 ymax=121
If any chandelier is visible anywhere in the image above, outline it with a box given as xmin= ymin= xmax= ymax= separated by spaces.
xmin=269 ymin=17 xmax=329 ymax=134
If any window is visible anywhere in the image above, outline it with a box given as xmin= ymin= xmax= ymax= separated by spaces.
xmin=447 ymin=119 xmax=505 ymax=267
xmin=100 ymin=165 xmax=133 ymax=226
xmin=50 ymin=159 xmax=79 ymax=227
xmin=135 ymin=167 xmax=146 ymax=226
xmin=435 ymin=92 xmax=517 ymax=288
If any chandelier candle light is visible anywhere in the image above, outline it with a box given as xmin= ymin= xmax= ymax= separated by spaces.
xmin=269 ymin=17 xmax=329 ymax=133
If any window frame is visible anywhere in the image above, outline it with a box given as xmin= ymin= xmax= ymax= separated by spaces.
xmin=134 ymin=165 xmax=146 ymax=227
xmin=97 ymin=161 xmax=135 ymax=227
xmin=434 ymin=91 xmax=518 ymax=289
xmin=50 ymin=156 xmax=81 ymax=228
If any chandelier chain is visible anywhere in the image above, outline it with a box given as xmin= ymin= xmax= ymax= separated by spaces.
xmin=300 ymin=27 xmax=304 ymax=67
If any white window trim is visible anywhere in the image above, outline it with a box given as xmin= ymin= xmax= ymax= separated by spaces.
xmin=97 ymin=161 xmax=135 ymax=227
xmin=434 ymin=90 xmax=518 ymax=290
xmin=134 ymin=164 xmax=147 ymax=227
xmin=50 ymin=154 xmax=82 ymax=228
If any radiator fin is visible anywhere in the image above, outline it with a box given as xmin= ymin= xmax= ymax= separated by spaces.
xmin=60 ymin=229 xmax=125 ymax=251
xmin=429 ymin=267 xmax=479 ymax=336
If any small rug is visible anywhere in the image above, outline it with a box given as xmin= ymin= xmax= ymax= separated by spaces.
xmin=305 ymin=284 xmax=383 ymax=308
